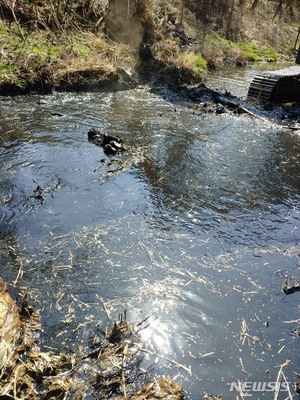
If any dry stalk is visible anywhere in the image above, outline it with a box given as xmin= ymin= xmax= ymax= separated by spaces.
xmin=282 ymin=318 xmax=300 ymax=324
xmin=8 ymin=0 xmax=25 ymax=40
xmin=281 ymin=370 xmax=293 ymax=400
xmin=274 ymin=360 xmax=292 ymax=400
xmin=239 ymin=357 xmax=251 ymax=376
xmin=139 ymin=241 xmax=155 ymax=262
xmin=141 ymin=347 xmax=193 ymax=376
xmin=13 ymin=258 xmax=24 ymax=287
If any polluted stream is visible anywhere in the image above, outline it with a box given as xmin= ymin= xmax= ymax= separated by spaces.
xmin=0 ymin=65 xmax=300 ymax=399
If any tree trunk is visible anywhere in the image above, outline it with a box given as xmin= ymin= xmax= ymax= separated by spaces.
xmin=273 ymin=0 xmax=283 ymax=20
xmin=251 ymin=0 xmax=259 ymax=11
xmin=180 ymin=0 xmax=185 ymax=25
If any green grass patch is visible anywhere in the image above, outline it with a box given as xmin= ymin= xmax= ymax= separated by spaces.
xmin=260 ymin=46 xmax=279 ymax=61
xmin=240 ymin=44 xmax=279 ymax=61
xmin=0 ymin=62 xmax=25 ymax=87
xmin=0 ymin=21 xmax=61 ymax=65
xmin=204 ymin=33 xmax=280 ymax=65
xmin=0 ymin=62 xmax=13 ymax=72
xmin=73 ymin=42 xmax=91 ymax=57
xmin=182 ymin=53 xmax=207 ymax=72
xmin=240 ymin=44 xmax=262 ymax=61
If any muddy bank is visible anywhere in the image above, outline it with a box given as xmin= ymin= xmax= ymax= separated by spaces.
xmin=0 ymin=66 xmax=137 ymax=96
xmin=0 ymin=277 xmax=183 ymax=400
xmin=151 ymin=79 xmax=300 ymax=125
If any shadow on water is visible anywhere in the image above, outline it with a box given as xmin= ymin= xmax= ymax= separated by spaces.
xmin=0 ymin=74 xmax=300 ymax=399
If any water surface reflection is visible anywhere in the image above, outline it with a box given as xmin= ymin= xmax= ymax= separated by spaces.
xmin=0 ymin=80 xmax=299 ymax=399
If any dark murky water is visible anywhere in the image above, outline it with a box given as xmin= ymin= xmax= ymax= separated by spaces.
xmin=0 ymin=65 xmax=299 ymax=399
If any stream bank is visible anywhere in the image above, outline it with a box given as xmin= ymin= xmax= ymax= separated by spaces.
xmin=0 ymin=0 xmax=298 ymax=96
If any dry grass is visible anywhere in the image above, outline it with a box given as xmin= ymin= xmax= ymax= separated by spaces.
xmin=0 ymin=278 xmax=184 ymax=399
xmin=54 ymin=34 xmax=136 ymax=84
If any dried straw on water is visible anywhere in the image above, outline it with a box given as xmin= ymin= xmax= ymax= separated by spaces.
xmin=0 ymin=276 xmax=183 ymax=399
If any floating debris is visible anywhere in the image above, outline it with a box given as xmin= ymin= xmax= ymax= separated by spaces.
xmin=88 ymin=128 xmax=125 ymax=155
xmin=88 ymin=128 xmax=147 ymax=175
xmin=203 ymin=394 xmax=222 ymax=400
xmin=0 ymin=277 xmax=183 ymax=399
xmin=133 ymin=376 xmax=183 ymax=399
xmin=32 ymin=183 xmax=44 ymax=202
xmin=30 ymin=178 xmax=62 ymax=203
xmin=290 ymin=326 xmax=300 ymax=338
xmin=282 ymin=277 xmax=300 ymax=295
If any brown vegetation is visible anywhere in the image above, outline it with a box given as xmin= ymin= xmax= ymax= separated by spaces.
xmin=0 ymin=277 xmax=183 ymax=399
